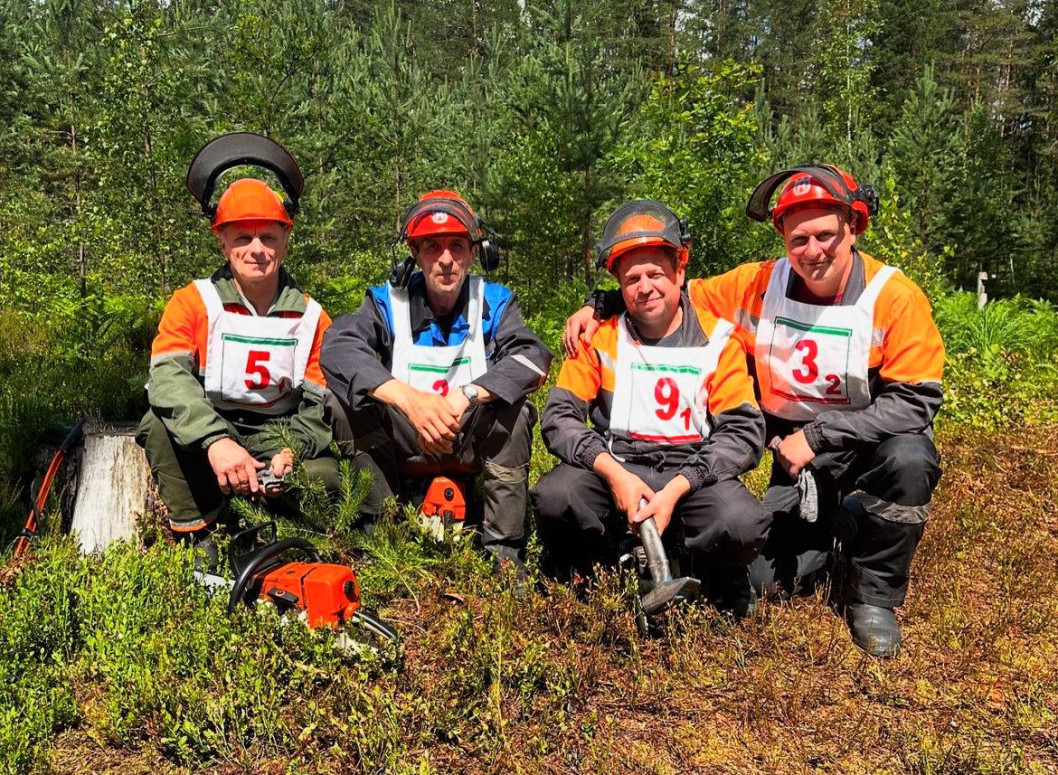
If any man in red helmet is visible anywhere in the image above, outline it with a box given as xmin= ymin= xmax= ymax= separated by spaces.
xmin=321 ymin=190 xmax=552 ymax=571
xmin=564 ymin=167 xmax=944 ymax=657
xmin=533 ymin=201 xmax=767 ymax=615
xmin=138 ymin=163 xmax=339 ymax=550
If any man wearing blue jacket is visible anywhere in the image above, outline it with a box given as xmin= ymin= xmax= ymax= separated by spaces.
xmin=321 ymin=191 xmax=552 ymax=568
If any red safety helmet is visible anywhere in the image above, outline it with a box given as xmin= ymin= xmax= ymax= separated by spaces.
xmin=405 ymin=190 xmax=476 ymax=241
xmin=595 ymin=200 xmax=691 ymax=274
xmin=747 ymin=164 xmax=878 ymax=236
xmin=210 ymin=178 xmax=294 ymax=235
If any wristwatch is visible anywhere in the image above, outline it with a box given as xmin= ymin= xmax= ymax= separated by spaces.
xmin=461 ymin=384 xmax=481 ymax=406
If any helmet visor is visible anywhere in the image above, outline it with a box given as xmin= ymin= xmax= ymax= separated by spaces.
xmin=597 ymin=201 xmax=686 ymax=270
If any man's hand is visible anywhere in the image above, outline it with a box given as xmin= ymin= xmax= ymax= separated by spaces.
xmin=372 ymin=379 xmax=462 ymax=455
xmin=207 ymin=437 xmax=266 ymax=496
xmin=772 ymin=430 xmax=816 ymax=477
xmin=631 ymin=475 xmax=690 ymax=536
xmin=563 ymin=305 xmax=601 ymax=358
xmin=270 ymin=448 xmax=295 ymax=478
xmin=444 ymin=386 xmax=471 ymax=421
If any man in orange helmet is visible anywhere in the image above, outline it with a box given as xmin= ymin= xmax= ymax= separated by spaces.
xmin=321 ymin=190 xmax=552 ymax=571
xmin=564 ymin=167 xmax=944 ymax=657
xmin=137 ymin=134 xmax=339 ymax=554
xmin=533 ymin=201 xmax=767 ymax=615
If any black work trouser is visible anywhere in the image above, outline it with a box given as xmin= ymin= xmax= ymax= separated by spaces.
xmin=335 ymin=399 xmax=536 ymax=561
xmin=749 ymin=433 xmax=941 ymax=608
xmin=531 ymin=462 xmax=769 ymax=576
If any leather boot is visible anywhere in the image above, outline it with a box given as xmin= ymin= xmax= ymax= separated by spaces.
xmin=707 ymin=566 xmax=758 ymax=621
xmin=845 ymin=603 xmax=902 ymax=657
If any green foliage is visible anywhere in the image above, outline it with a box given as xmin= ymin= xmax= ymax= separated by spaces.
xmin=936 ymin=292 xmax=1058 ymax=428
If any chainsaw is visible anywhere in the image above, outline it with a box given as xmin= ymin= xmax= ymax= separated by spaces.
xmin=417 ymin=476 xmax=467 ymax=542
xmin=196 ymin=521 xmax=399 ymax=644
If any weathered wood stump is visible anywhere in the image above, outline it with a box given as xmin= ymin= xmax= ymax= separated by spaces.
xmin=69 ymin=423 xmax=163 ymax=553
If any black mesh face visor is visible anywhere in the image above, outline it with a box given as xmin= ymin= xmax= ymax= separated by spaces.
xmin=186 ymin=132 xmax=304 ymax=216
xmin=595 ymin=200 xmax=690 ymax=269
xmin=745 ymin=164 xmax=858 ymax=223
xmin=398 ymin=198 xmax=481 ymax=243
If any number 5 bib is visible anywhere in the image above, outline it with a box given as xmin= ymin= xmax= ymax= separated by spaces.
xmin=195 ymin=280 xmax=322 ymax=415
xmin=755 ymin=259 xmax=898 ymax=422
xmin=389 ymin=276 xmax=487 ymax=397
xmin=609 ymin=314 xmax=734 ymax=444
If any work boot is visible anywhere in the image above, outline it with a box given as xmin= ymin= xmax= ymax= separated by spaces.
xmin=707 ymin=566 xmax=758 ymax=621
xmin=845 ymin=603 xmax=902 ymax=658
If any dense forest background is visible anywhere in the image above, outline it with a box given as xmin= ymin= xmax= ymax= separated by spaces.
xmin=4 ymin=0 xmax=1058 ymax=315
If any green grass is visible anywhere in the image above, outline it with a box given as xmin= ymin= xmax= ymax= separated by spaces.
xmin=2 ymin=424 xmax=1057 ymax=774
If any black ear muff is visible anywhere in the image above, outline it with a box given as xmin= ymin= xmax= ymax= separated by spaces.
xmin=389 ymin=256 xmax=416 ymax=289
xmin=478 ymin=238 xmax=501 ymax=272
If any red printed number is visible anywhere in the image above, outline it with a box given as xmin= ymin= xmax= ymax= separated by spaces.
xmin=825 ymin=373 xmax=842 ymax=395
xmin=654 ymin=378 xmax=692 ymax=430
xmin=245 ymin=350 xmax=271 ymax=389
xmin=793 ymin=339 xmax=819 ymax=383
xmin=432 ymin=379 xmax=450 ymax=396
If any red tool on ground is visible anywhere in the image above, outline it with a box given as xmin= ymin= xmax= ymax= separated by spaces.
xmin=221 ymin=522 xmax=398 ymax=642
xmin=12 ymin=420 xmax=86 ymax=558
xmin=417 ymin=476 xmax=467 ymax=540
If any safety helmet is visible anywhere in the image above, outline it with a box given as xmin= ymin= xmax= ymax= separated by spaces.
xmin=405 ymin=190 xmax=477 ymax=241
xmin=595 ymin=200 xmax=692 ymax=274
xmin=747 ymin=164 xmax=878 ymax=236
xmin=210 ymin=178 xmax=294 ymax=235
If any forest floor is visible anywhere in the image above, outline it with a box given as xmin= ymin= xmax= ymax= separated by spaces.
xmin=6 ymin=424 xmax=1058 ymax=775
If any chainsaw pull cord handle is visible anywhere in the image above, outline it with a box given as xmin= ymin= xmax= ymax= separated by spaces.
xmin=227 ymin=537 xmax=321 ymax=614
xmin=637 ymin=497 xmax=674 ymax=584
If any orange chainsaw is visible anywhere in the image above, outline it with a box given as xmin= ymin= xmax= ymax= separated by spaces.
xmin=201 ymin=521 xmax=398 ymax=643
xmin=417 ymin=476 xmax=467 ymax=540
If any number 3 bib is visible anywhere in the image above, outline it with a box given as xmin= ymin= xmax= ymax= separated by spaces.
xmin=755 ymin=259 xmax=898 ymax=422
xmin=609 ymin=314 xmax=733 ymax=444
xmin=389 ymin=276 xmax=487 ymax=397
xmin=195 ymin=280 xmax=322 ymax=415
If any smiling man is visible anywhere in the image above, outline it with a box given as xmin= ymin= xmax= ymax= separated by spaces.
xmin=137 ymin=138 xmax=339 ymax=552
xmin=321 ymin=190 xmax=551 ymax=571
xmin=564 ymin=168 xmax=945 ymax=656
xmin=533 ymin=201 xmax=767 ymax=615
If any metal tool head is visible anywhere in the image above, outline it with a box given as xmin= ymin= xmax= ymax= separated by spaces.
xmin=640 ymin=576 xmax=701 ymax=616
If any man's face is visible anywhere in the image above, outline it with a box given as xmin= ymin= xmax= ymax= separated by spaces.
xmin=412 ymin=234 xmax=476 ymax=298
xmin=782 ymin=207 xmax=856 ymax=288
xmin=219 ymin=220 xmax=289 ymax=287
xmin=616 ymin=246 xmax=684 ymax=332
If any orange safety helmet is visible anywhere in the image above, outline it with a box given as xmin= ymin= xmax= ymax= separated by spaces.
xmin=210 ymin=178 xmax=295 ymax=235
xmin=747 ymin=164 xmax=877 ymax=236
xmin=405 ymin=190 xmax=476 ymax=241
xmin=595 ymin=200 xmax=692 ymax=274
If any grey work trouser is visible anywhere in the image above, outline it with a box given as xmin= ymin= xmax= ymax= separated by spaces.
xmin=334 ymin=399 xmax=536 ymax=561
xmin=749 ymin=433 xmax=941 ymax=608
xmin=532 ymin=461 xmax=769 ymax=577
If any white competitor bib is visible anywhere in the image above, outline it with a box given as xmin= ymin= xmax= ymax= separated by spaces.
xmin=195 ymin=280 xmax=322 ymax=415
xmin=755 ymin=259 xmax=898 ymax=422
xmin=608 ymin=313 xmax=733 ymax=444
xmin=389 ymin=276 xmax=488 ymax=397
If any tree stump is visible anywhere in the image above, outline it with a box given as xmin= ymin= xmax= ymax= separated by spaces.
xmin=69 ymin=423 xmax=160 ymax=553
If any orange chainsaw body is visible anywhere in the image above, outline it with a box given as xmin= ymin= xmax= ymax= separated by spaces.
xmin=257 ymin=561 xmax=362 ymax=629
xmin=421 ymin=476 xmax=466 ymax=523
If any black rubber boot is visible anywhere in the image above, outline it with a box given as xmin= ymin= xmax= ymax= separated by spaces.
xmin=844 ymin=603 xmax=902 ymax=658
xmin=706 ymin=566 xmax=758 ymax=621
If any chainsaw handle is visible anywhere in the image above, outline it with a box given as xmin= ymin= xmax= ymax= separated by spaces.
xmin=227 ymin=537 xmax=321 ymax=614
